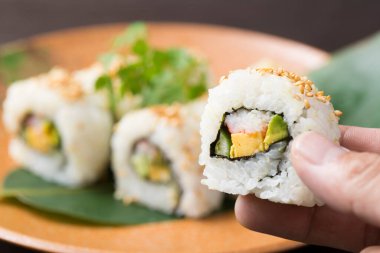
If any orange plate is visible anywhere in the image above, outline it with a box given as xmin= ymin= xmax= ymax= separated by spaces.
xmin=0 ymin=23 xmax=328 ymax=253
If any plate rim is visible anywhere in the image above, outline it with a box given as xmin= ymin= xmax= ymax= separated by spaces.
xmin=1 ymin=21 xmax=329 ymax=63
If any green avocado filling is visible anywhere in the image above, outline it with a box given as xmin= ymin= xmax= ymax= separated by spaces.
xmin=263 ymin=115 xmax=289 ymax=150
xmin=214 ymin=127 xmax=232 ymax=157
xmin=131 ymin=141 xmax=173 ymax=184
xmin=211 ymin=112 xmax=289 ymax=159
xmin=21 ymin=114 xmax=60 ymax=153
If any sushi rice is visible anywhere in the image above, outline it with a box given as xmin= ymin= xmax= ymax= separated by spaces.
xmin=3 ymin=68 xmax=113 ymax=187
xmin=200 ymin=67 xmax=341 ymax=207
xmin=112 ymin=101 xmax=223 ymax=217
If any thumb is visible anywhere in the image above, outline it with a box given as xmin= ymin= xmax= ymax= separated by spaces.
xmin=362 ymin=246 xmax=380 ymax=253
xmin=292 ymin=132 xmax=380 ymax=227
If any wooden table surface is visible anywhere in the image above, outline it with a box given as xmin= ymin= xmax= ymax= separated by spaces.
xmin=0 ymin=1 xmax=379 ymax=252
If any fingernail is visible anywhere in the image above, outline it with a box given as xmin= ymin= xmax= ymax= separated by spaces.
xmin=292 ymin=132 xmax=346 ymax=166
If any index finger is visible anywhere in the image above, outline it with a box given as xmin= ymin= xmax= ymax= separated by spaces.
xmin=235 ymin=195 xmax=379 ymax=252
xmin=340 ymin=125 xmax=380 ymax=153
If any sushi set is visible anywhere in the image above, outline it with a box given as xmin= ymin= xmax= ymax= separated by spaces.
xmin=0 ymin=23 xmax=329 ymax=252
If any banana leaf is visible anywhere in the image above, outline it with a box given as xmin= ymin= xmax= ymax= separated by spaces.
xmin=1 ymin=169 xmax=177 ymax=225
xmin=310 ymin=32 xmax=380 ymax=128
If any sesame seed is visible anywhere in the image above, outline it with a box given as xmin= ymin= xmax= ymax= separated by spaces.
xmin=255 ymin=67 xmax=331 ymax=110
xmin=316 ymin=91 xmax=324 ymax=96
xmin=293 ymin=75 xmax=301 ymax=82
xmin=317 ymin=96 xmax=327 ymax=103
xmin=293 ymin=94 xmax=301 ymax=101
xmin=305 ymin=80 xmax=313 ymax=85
xmin=304 ymin=99 xmax=311 ymax=109
xmin=45 ymin=69 xmax=84 ymax=100
xmin=334 ymin=110 xmax=343 ymax=117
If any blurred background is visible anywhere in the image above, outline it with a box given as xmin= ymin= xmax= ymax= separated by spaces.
xmin=1 ymin=0 xmax=380 ymax=252
xmin=1 ymin=0 xmax=380 ymax=51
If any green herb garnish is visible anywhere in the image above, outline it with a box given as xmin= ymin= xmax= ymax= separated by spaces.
xmin=0 ymin=44 xmax=51 ymax=84
xmin=95 ymin=74 xmax=117 ymax=120
xmin=96 ymin=22 xmax=209 ymax=119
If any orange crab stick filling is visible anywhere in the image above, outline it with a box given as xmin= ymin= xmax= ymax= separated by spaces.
xmin=228 ymin=115 xmax=288 ymax=159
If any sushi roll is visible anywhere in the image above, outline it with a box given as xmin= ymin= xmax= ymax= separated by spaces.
xmin=200 ymin=67 xmax=341 ymax=207
xmin=3 ymin=68 xmax=113 ymax=187
xmin=112 ymin=102 xmax=223 ymax=217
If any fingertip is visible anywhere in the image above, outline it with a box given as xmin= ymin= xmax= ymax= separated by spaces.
xmin=361 ymin=246 xmax=380 ymax=253
xmin=291 ymin=131 xmax=345 ymax=175
xmin=291 ymin=131 xmax=313 ymax=155
xmin=291 ymin=131 xmax=317 ymax=176
xmin=235 ymin=195 xmax=256 ymax=229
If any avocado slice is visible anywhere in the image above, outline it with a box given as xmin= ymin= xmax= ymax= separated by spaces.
xmin=214 ymin=127 xmax=232 ymax=157
xmin=131 ymin=151 xmax=172 ymax=183
xmin=131 ymin=154 xmax=150 ymax=178
xmin=263 ymin=115 xmax=289 ymax=150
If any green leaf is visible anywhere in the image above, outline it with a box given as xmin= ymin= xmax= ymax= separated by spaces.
xmin=310 ymin=32 xmax=380 ymax=128
xmin=95 ymin=75 xmax=117 ymax=120
xmin=117 ymin=62 xmax=145 ymax=95
xmin=0 ymin=44 xmax=51 ymax=84
xmin=95 ymin=74 xmax=112 ymax=90
xmin=113 ymin=22 xmax=147 ymax=50
xmin=97 ymin=22 xmax=209 ymax=113
xmin=2 ymin=169 xmax=177 ymax=225
xmin=188 ymin=82 xmax=207 ymax=99
xmin=132 ymin=39 xmax=150 ymax=56
xmin=97 ymin=52 xmax=119 ymax=70
xmin=0 ymin=50 xmax=25 ymax=69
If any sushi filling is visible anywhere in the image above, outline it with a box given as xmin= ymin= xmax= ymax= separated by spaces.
xmin=130 ymin=140 xmax=174 ymax=184
xmin=211 ymin=108 xmax=289 ymax=159
xmin=20 ymin=114 xmax=60 ymax=153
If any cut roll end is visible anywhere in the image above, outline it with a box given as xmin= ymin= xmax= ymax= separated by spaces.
xmin=200 ymin=67 xmax=341 ymax=207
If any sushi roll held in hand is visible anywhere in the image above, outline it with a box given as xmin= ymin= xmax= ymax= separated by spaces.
xmin=3 ymin=68 xmax=113 ymax=187
xmin=112 ymin=102 xmax=223 ymax=217
xmin=200 ymin=67 xmax=342 ymax=207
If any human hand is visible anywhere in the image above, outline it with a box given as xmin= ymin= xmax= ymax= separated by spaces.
xmin=235 ymin=126 xmax=380 ymax=252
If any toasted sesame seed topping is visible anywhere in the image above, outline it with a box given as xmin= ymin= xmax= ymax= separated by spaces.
xmin=304 ymin=99 xmax=311 ymax=109
xmin=152 ymin=105 xmax=183 ymax=126
xmin=305 ymin=80 xmax=313 ymax=85
xmin=317 ymin=96 xmax=327 ymax=103
xmin=40 ymin=68 xmax=83 ymax=100
xmin=256 ymin=67 xmax=336 ymax=110
xmin=299 ymin=85 xmax=305 ymax=94
xmin=334 ymin=110 xmax=343 ymax=117
xmin=293 ymin=94 xmax=302 ymax=101
xmin=316 ymin=91 xmax=324 ymax=96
